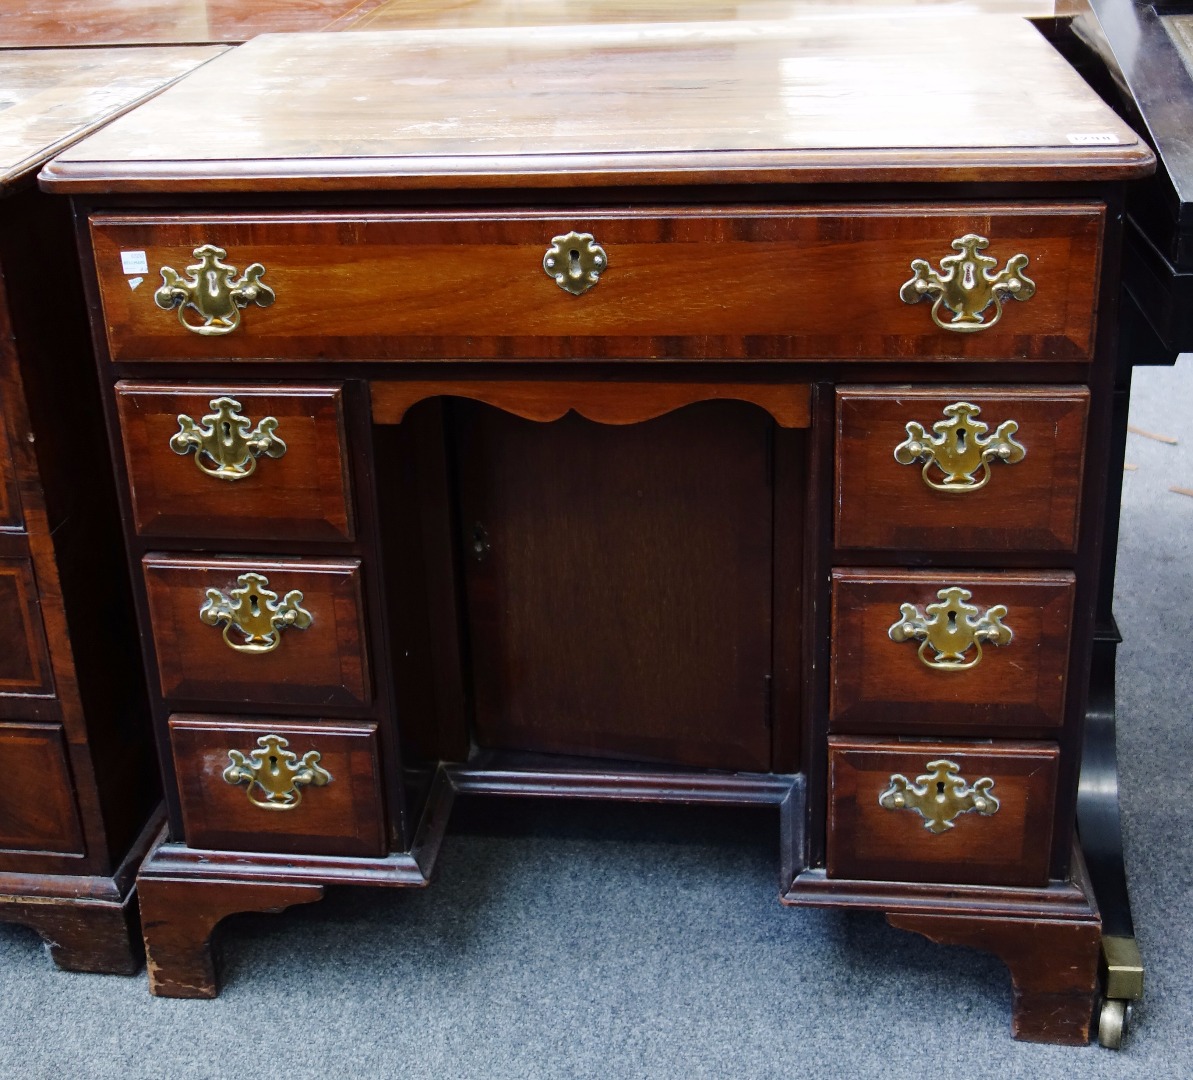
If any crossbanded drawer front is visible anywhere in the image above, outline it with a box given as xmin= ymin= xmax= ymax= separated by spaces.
xmin=0 ymin=557 xmax=54 ymax=698
xmin=826 ymin=737 xmax=1058 ymax=887
xmin=835 ymin=386 xmax=1089 ymax=554
xmin=90 ymin=204 xmax=1102 ymax=362
xmin=830 ymin=569 xmax=1075 ymax=733
xmin=116 ymin=382 xmax=354 ymax=541
xmin=0 ymin=409 xmax=21 ymax=530
xmin=170 ymin=715 xmax=386 ymax=857
xmin=142 ymin=555 xmax=371 ymax=709
xmin=0 ymin=723 xmax=85 ymax=857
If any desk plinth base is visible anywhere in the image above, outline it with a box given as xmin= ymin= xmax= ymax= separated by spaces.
xmin=0 ymin=807 xmax=164 ymax=975
xmin=784 ymin=847 xmax=1102 ymax=1045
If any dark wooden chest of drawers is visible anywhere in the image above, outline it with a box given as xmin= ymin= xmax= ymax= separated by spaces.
xmin=42 ymin=18 xmax=1152 ymax=1042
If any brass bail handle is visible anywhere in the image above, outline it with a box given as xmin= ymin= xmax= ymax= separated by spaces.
xmin=199 ymin=572 xmax=312 ymax=654
xmin=899 ymin=233 xmax=1034 ymax=333
xmin=878 ymin=759 xmax=999 ymax=833
xmin=223 ymin=733 xmax=332 ymax=811
xmin=893 ymin=401 xmax=1026 ymax=493
xmin=170 ymin=396 xmax=286 ymax=481
xmin=888 ymin=586 xmax=1012 ymax=671
xmin=154 ymin=244 xmax=274 ymax=336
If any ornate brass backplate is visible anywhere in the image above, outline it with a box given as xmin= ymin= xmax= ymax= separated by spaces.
xmin=893 ymin=401 xmax=1025 ymax=492
xmin=154 ymin=244 xmax=275 ymax=336
xmin=223 ymin=733 xmax=331 ymax=810
xmin=878 ymin=758 xmax=999 ymax=833
xmin=170 ymin=396 xmax=286 ymax=481
xmin=899 ymin=234 xmax=1035 ymax=333
xmin=199 ymin=572 xmax=312 ymax=654
xmin=888 ymin=586 xmax=1012 ymax=671
xmin=543 ymin=231 xmax=607 ymax=295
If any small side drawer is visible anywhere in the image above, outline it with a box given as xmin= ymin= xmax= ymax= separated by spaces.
xmin=835 ymin=387 xmax=1088 ymax=554
xmin=143 ymin=555 xmax=371 ymax=708
xmin=831 ymin=569 xmax=1075 ymax=733
xmin=827 ymin=736 xmax=1058 ymax=887
xmin=0 ymin=557 xmax=54 ymax=697
xmin=116 ymin=382 xmax=354 ymax=542
xmin=0 ymin=723 xmax=84 ymax=856
xmin=170 ymin=715 xmax=386 ymax=857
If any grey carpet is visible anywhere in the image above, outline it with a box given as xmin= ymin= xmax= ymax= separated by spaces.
xmin=3 ymin=361 xmax=1191 ymax=1078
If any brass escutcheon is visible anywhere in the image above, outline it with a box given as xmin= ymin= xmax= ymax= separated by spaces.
xmin=154 ymin=244 xmax=274 ymax=336
xmin=893 ymin=401 xmax=1025 ymax=492
xmin=888 ymin=586 xmax=1012 ymax=671
xmin=543 ymin=231 xmax=607 ymax=295
xmin=171 ymin=396 xmax=286 ymax=481
xmin=199 ymin=572 xmax=311 ymax=654
xmin=900 ymin=234 xmax=1035 ymax=333
xmin=878 ymin=759 xmax=999 ymax=833
xmin=223 ymin=733 xmax=331 ymax=810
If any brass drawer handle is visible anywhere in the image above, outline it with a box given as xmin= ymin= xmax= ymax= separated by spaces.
xmin=899 ymin=233 xmax=1034 ymax=333
xmin=888 ymin=586 xmax=1012 ymax=671
xmin=170 ymin=396 xmax=286 ymax=481
xmin=223 ymin=733 xmax=331 ymax=811
xmin=893 ymin=401 xmax=1025 ymax=492
xmin=154 ymin=244 xmax=274 ymax=336
xmin=199 ymin=572 xmax=311 ymax=654
xmin=878 ymin=758 xmax=999 ymax=833
xmin=543 ymin=231 xmax=606 ymax=295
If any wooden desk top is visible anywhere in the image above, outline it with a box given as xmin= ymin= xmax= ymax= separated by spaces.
xmin=0 ymin=0 xmax=381 ymax=48
xmin=354 ymin=0 xmax=1068 ymax=31
xmin=0 ymin=46 xmax=226 ymax=193
xmin=42 ymin=19 xmax=1151 ymax=193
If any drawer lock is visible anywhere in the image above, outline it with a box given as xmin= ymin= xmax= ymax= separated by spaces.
xmin=893 ymin=400 xmax=1025 ymax=492
xmin=170 ymin=396 xmax=287 ymax=481
xmin=899 ymin=233 xmax=1034 ymax=333
xmin=154 ymin=244 xmax=275 ymax=336
xmin=878 ymin=758 xmax=999 ymax=833
xmin=199 ymin=571 xmax=312 ymax=654
xmin=543 ymin=231 xmax=606 ymax=295
xmin=888 ymin=586 xmax=1012 ymax=670
xmin=223 ymin=733 xmax=331 ymax=811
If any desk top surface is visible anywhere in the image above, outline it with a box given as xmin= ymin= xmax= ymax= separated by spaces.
xmin=42 ymin=18 xmax=1151 ymax=193
xmin=0 ymin=0 xmax=1070 ymax=47
xmin=0 ymin=0 xmax=382 ymax=47
xmin=0 ymin=45 xmax=226 ymax=193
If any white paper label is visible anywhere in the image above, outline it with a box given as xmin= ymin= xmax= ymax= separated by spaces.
xmin=1067 ymin=133 xmax=1119 ymax=145
xmin=128 ymin=276 xmax=144 ymax=291
xmin=120 ymin=250 xmax=148 ymax=275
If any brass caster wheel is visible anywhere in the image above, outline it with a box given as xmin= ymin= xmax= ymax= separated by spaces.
xmin=1098 ymin=998 xmax=1131 ymax=1050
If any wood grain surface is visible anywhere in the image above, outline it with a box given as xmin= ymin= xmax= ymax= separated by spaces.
xmin=0 ymin=0 xmax=380 ymax=47
xmin=0 ymin=46 xmax=226 ymax=192
xmin=0 ymin=722 xmax=85 ymax=857
xmin=827 ymin=736 xmax=1059 ymax=886
xmin=0 ymin=558 xmax=54 ymax=696
xmin=117 ymin=382 xmax=354 ymax=541
xmin=90 ymin=206 xmax=1103 ymax=362
xmin=830 ymin=569 xmax=1075 ymax=732
xmin=835 ymin=386 xmax=1089 ymax=554
xmin=455 ymin=402 xmax=776 ymax=771
xmin=42 ymin=21 xmax=1151 ymax=191
xmin=142 ymin=554 xmax=372 ymax=708
xmin=169 ymin=715 xmax=386 ymax=857
xmin=0 ymin=407 xmax=19 ymax=530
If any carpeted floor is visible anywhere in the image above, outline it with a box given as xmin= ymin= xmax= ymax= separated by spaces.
xmin=2 ymin=360 xmax=1190 ymax=1079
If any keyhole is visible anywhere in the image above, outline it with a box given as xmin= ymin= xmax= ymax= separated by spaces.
xmin=936 ymin=781 xmax=946 ymax=796
xmin=221 ymin=420 xmax=233 ymax=444
xmin=947 ymin=610 xmax=957 ymax=632
xmin=268 ymin=754 xmax=279 ymax=775
xmin=249 ymin=592 xmax=261 ymax=617
xmin=955 ymin=428 xmax=966 ymax=451
xmin=568 ymin=248 xmax=581 ymax=278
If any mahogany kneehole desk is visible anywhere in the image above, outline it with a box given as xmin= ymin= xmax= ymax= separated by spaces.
xmin=41 ymin=20 xmax=1152 ymax=1043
